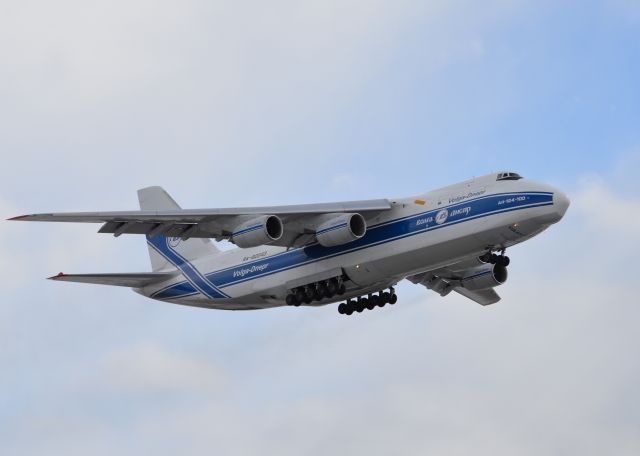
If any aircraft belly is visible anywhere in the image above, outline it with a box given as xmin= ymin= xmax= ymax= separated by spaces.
xmin=471 ymin=206 xmax=553 ymax=247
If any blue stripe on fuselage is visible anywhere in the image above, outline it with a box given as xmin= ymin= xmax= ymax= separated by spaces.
xmin=147 ymin=236 xmax=229 ymax=299
xmin=151 ymin=191 xmax=553 ymax=300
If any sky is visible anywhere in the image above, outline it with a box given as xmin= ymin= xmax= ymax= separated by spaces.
xmin=1 ymin=1 xmax=639 ymax=454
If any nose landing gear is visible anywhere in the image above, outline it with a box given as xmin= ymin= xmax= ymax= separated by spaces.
xmin=480 ymin=250 xmax=510 ymax=267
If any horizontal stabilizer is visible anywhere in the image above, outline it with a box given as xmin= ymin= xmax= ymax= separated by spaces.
xmin=48 ymin=272 xmax=176 ymax=288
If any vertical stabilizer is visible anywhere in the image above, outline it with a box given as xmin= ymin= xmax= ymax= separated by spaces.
xmin=138 ymin=186 xmax=219 ymax=271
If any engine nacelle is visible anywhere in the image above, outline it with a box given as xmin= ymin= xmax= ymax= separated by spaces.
xmin=316 ymin=213 xmax=366 ymax=247
xmin=461 ymin=263 xmax=508 ymax=291
xmin=231 ymin=215 xmax=283 ymax=248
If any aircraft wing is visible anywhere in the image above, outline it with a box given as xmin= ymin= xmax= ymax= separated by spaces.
xmin=9 ymin=194 xmax=392 ymax=248
xmin=407 ymin=257 xmax=502 ymax=306
xmin=48 ymin=272 xmax=176 ymax=287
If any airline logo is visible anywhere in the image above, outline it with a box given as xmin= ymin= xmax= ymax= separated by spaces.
xmin=435 ymin=209 xmax=449 ymax=225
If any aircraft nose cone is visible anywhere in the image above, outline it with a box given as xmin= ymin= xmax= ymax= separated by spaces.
xmin=554 ymin=191 xmax=570 ymax=218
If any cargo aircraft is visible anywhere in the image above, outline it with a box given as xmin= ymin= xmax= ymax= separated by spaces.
xmin=9 ymin=172 xmax=569 ymax=314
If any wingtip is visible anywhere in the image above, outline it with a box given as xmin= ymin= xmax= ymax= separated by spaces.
xmin=48 ymin=272 xmax=66 ymax=280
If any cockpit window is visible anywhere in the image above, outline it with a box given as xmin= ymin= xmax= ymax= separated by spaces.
xmin=496 ymin=172 xmax=523 ymax=181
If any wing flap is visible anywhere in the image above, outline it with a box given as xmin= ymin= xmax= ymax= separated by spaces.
xmin=48 ymin=272 xmax=176 ymax=288
xmin=453 ymin=287 xmax=501 ymax=306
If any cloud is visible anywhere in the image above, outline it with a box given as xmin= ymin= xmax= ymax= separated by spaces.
xmin=573 ymin=175 xmax=640 ymax=238
xmin=99 ymin=341 xmax=227 ymax=395
xmin=0 ymin=0 xmax=532 ymax=209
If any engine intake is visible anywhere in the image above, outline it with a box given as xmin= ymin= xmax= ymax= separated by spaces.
xmin=316 ymin=213 xmax=366 ymax=247
xmin=231 ymin=215 xmax=283 ymax=248
xmin=461 ymin=263 xmax=508 ymax=291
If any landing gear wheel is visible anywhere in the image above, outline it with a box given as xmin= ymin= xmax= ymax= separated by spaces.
xmin=346 ymin=300 xmax=355 ymax=315
xmin=305 ymin=287 xmax=315 ymax=303
xmin=357 ymin=298 xmax=367 ymax=313
xmin=389 ymin=294 xmax=398 ymax=305
xmin=338 ymin=303 xmax=347 ymax=314
xmin=498 ymin=256 xmax=510 ymax=267
xmin=314 ymin=284 xmax=326 ymax=301
xmin=327 ymin=279 xmax=339 ymax=296
xmin=367 ymin=296 xmax=377 ymax=310
xmin=286 ymin=294 xmax=297 ymax=306
xmin=381 ymin=292 xmax=390 ymax=304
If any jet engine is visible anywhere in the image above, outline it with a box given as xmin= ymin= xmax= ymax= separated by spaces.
xmin=316 ymin=213 xmax=366 ymax=247
xmin=461 ymin=263 xmax=508 ymax=291
xmin=231 ymin=215 xmax=283 ymax=248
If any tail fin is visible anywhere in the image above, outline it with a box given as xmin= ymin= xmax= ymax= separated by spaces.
xmin=138 ymin=186 xmax=219 ymax=272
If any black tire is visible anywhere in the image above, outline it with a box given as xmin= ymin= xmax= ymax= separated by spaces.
xmin=324 ymin=284 xmax=335 ymax=298
xmin=327 ymin=279 xmax=339 ymax=295
xmin=305 ymin=287 xmax=315 ymax=300
xmin=381 ymin=292 xmax=390 ymax=303
xmin=357 ymin=299 xmax=367 ymax=312
xmin=304 ymin=293 xmax=313 ymax=304
xmin=295 ymin=289 xmax=305 ymax=303
xmin=286 ymin=294 xmax=297 ymax=306
xmin=389 ymin=294 xmax=398 ymax=305
xmin=345 ymin=307 xmax=354 ymax=316
xmin=367 ymin=297 xmax=377 ymax=310
xmin=338 ymin=303 xmax=346 ymax=314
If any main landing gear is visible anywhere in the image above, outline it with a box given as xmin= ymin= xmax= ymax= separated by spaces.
xmin=285 ymin=277 xmax=346 ymax=307
xmin=480 ymin=250 xmax=510 ymax=267
xmin=337 ymin=287 xmax=397 ymax=316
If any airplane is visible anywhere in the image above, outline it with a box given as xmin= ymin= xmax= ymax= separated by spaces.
xmin=8 ymin=171 xmax=569 ymax=314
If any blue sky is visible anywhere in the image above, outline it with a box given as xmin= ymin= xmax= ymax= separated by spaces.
xmin=1 ymin=1 xmax=639 ymax=455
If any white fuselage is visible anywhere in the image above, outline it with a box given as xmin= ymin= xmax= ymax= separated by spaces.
xmin=139 ymin=175 xmax=569 ymax=310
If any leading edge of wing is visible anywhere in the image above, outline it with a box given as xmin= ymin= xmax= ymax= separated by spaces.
xmin=7 ymin=199 xmax=392 ymax=223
